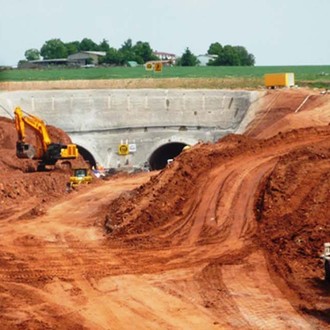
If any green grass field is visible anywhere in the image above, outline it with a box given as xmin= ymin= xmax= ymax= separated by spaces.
xmin=1 ymin=65 xmax=330 ymax=88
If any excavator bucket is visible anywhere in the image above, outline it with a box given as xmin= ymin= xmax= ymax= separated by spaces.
xmin=16 ymin=142 xmax=36 ymax=159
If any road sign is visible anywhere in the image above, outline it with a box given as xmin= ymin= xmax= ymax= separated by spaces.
xmin=154 ymin=62 xmax=163 ymax=72
xmin=145 ymin=62 xmax=153 ymax=71
xmin=118 ymin=144 xmax=129 ymax=155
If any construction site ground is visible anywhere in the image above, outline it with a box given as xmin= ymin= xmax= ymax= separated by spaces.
xmin=0 ymin=87 xmax=330 ymax=329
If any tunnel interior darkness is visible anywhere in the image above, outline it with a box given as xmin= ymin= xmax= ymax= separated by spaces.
xmin=76 ymin=145 xmax=96 ymax=168
xmin=149 ymin=142 xmax=188 ymax=170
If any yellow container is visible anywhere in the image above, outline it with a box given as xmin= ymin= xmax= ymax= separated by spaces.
xmin=264 ymin=73 xmax=295 ymax=88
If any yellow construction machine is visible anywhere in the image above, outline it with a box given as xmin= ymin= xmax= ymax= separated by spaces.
xmin=68 ymin=167 xmax=93 ymax=189
xmin=14 ymin=106 xmax=78 ymax=170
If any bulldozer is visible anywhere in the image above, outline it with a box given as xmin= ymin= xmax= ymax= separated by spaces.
xmin=68 ymin=167 xmax=93 ymax=189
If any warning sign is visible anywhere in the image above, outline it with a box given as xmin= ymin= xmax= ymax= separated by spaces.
xmin=154 ymin=62 xmax=163 ymax=72
xmin=118 ymin=144 xmax=129 ymax=155
xmin=145 ymin=62 xmax=153 ymax=71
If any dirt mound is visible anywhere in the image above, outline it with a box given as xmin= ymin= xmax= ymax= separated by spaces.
xmin=105 ymin=124 xmax=330 ymax=323
xmin=257 ymin=142 xmax=330 ymax=321
xmin=104 ymin=135 xmax=258 ymax=244
xmin=105 ymin=127 xmax=329 ymax=242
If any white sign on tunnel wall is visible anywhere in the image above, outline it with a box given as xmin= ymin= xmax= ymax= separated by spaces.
xmin=128 ymin=144 xmax=137 ymax=153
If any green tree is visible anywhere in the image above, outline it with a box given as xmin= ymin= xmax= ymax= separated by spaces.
xmin=119 ymin=39 xmax=134 ymax=62
xmin=17 ymin=60 xmax=28 ymax=68
xmin=177 ymin=48 xmax=198 ymax=66
xmin=221 ymin=45 xmax=240 ymax=66
xmin=207 ymin=42 xmax=223 ymax=55
xmin=207 ymin=42 xmax=223 ymax=66
xmin=207 ymin=42 xmax=255 ymax=66
xmin=65 ymin=41 xmax=80 ymax=55
xmin=247 ymin=53 xmax=255 ymax=66
xmin=40 ymin=39 xmax=68 ymax=59
xmin=119 ymin=38 xmax=141 ymax=64
xmin=79 ymin=38 xmax=99 ymax=51
xmin=100 ymin=47 xmax=125 ymax=65
xmin=132 ymin=41 xmax=157 ymax=64
xmin=233 ymin=46 xmax=255 ymax=66
xmin=120 ymin=38 xmax=133 ymax=52
xmin=24 ymin=48 xmax=40 ymax=61
xmin=98 ymin=39 xmax=110 ymax=52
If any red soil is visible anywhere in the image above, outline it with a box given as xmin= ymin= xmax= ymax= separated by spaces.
xmin=0 ymin=88 xmax=329 ymax=329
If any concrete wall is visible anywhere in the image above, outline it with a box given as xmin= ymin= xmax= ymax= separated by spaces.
xmin=0 ymin=89 xmax=263 ymax=169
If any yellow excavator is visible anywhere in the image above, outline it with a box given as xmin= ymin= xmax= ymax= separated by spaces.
xmin=14 ymin=106 xmax=79 ymax=170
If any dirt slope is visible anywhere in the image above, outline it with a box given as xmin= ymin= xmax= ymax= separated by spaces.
xmin=0 ymin=87 xmax=329 ymax=329
xmin=245 ymin=88 xmax=330 ymax=138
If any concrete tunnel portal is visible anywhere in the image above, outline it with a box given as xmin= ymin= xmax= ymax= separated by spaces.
xmin=76 ymin=142 xmax=189 ymax=172
xmin=149 ymin=142 xmax=188 ymax=170
xmin=0 ymin=89 xmax=262 ymax=171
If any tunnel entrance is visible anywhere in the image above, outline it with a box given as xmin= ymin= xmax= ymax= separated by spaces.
xmin=76 ymin=145 xmax=96 ymax=168
xmin=149 ymin=142 xmax=188 ymax=170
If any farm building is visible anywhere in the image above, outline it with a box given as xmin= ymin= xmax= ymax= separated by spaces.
xmin=153 ymin=51 xmax=176 ymax=64
xmin=67 ymin=51 xmax=106 ymax=66
xmin=18 ymin=58 xmax=68 ymax=69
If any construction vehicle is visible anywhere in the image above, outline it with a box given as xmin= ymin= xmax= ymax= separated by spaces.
xmin=68 ymin=167 xmax=93 ymax=188
xmin=14 ymin=106 xmax=78 ymax=170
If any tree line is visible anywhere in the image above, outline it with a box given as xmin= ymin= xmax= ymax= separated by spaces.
xmin=23 ymin=38 xmax=255 ymax=67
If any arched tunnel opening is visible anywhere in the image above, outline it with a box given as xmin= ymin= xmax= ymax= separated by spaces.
xmin=76 ymin=145 xmax=96 ymax=169
xmin=149 ymin=142 xmax=188 ymax=170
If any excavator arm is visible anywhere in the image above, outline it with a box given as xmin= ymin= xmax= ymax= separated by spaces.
xmin=14 ymin=107 xmax=39 ymax=159
xmin=14 ymin=107 xmax=25 ymax=142
xmin=15 ymin=107 xmax=52 ymax=149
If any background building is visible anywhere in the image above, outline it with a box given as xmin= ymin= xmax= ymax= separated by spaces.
xmin=67 ymin=51 xmax=106 ymax=66
xmin=153 ymin=51 xmax=176 ymax=64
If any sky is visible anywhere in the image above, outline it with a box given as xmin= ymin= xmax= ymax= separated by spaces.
xmin=0 ymin=0 xmax=329 ymax=67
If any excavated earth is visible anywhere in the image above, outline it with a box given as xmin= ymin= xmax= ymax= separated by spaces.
xmin=0 ymin=87 xmax=330 ymax=329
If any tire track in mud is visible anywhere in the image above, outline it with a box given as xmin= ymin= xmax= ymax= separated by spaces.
xmin=195 ymin=263 xmax=250 ymax=328
xmin=0 ymin=177 xmax=150 ymax=283
xmin=166 ymin=154 xmax=313 ymax=328
xmin=221 ymin=252 xmax=314 ymax=330
xmin=185 ymin=155 xmax=276 ymax=246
